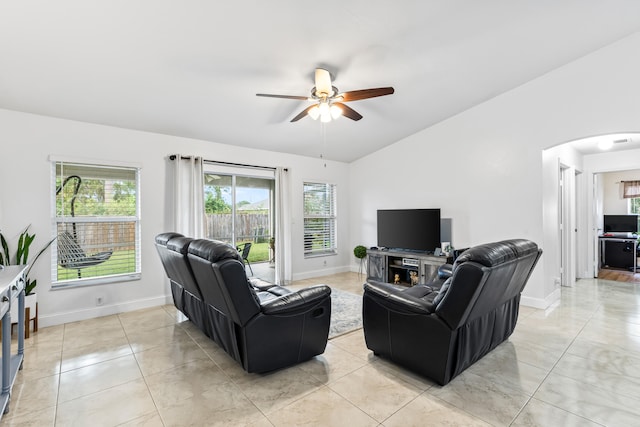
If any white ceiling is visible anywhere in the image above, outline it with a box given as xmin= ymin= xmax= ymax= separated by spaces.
xmin=568 ymin=133 xmax=640 ymax=155
xmin=2 ymin=1 xmax=640 ymax=162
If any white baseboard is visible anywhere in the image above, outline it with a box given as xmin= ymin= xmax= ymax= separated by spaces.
xmin=39 ymin=295 xmax=169 ymax=328
xmin=520 ymin=288 xmax=561 ymax=310
xmin=292 ymin=265 xmax=352 ymax=282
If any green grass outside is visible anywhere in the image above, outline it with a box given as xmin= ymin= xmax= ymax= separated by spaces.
xmin=237 ymin=241 xmax=271 ymax=263
xmin=57 ymin=243 xmax=271 ymax=281
xmin=57 ymin=249 xmax=136 ymax=281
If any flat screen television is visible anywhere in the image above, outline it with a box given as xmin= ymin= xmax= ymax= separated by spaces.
xmin=377 ymin=209 xmax=441 ymax=252
xmin=603 ymin=214 xmax=638 ymax=233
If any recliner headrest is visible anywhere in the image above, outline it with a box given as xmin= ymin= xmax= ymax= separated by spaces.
xmin=167 ymin=236 xmax=193 ymax=254
xmin=453 ymin=239 xmax=538 ymax=268
xmin=155 ymin=232 xmax=184 ymax=246
xmin=188 ymin=238 xmax=243 ymax=263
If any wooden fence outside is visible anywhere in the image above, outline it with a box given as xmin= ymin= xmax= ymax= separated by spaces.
xmin=204 ymin=213 xmax=271 ymax=243
xmin=57 ymin=221 xmax=136 ymax=252
xmin=56 ymin=213 xmax=271 ymax=253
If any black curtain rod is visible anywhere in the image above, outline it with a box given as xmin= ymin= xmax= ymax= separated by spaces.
xmin=169 ymin=155 xmax=287 ymax=171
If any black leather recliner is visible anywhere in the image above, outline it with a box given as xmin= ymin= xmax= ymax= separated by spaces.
xmin=155 ymin=232 xmax=209 ymax=335
xmin=155 ymin=233 xmax=332 ymax=373
xmin=362 ymin=239 xmax=542 ymax=385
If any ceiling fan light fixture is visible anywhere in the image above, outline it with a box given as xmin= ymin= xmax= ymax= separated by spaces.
xmin=308 ymin=105 xmax=320 ymax=120
xmin=318 ymin=102 xmax=332 ymax=122
xmin=320 ymin=113 xmax=332 ymax=123
xmin=330 ymin=104 xmax=342 ymax=119
xmin=257 ymin=68 xmax=394 ymax=123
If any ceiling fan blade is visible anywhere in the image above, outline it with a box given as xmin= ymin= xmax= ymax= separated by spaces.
xmin=315 ymin=68 xmax=333 ymax=96
xmin=339 ymin=87 xmax=395 ymax=102
xmin=333 ymin=102 xmax=362 ymax=121
xmin=290 ymin=105 xmax=316 ymax=122
xmin=256 ymin=93 xmax=309 ymax=100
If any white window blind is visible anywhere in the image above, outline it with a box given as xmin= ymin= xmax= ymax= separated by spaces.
xmin=52 ymin=160 xmax=141 ymax=287
xmin=303 ymin=182 xmax=337 ymax=256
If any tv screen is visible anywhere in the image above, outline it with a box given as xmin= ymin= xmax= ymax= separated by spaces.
xmin=377 ymin=209 xmax=441 ymax=252
xmin=603 ymin=214 xmax=638 ymax=233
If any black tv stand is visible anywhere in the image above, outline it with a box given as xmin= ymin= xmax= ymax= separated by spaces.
xmin=366 ymin=248 xmax=449 ymax=286
xmin=599 ymin=235 xmax=638 ymax=271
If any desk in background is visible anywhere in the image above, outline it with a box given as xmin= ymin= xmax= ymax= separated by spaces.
xmin=599 ymin=234 xmax=638 ymax=271
xmin=0 ymin=265 xmax=26 ymax=418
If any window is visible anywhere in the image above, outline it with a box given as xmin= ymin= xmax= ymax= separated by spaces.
xmin=203 ymin=164 xmax=275 ymax=252
xmin=625 ymin=180 xmax=640 ymax=232
xmin=630 ymin=197 xmax=640 ymax=231
xmin=52 ymin=160 xmax=141 ymax=287
xmin=303 ymin=182 xmax=337 ymax=257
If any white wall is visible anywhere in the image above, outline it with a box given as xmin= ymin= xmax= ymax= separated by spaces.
xmin=350 ymin=31 xmax=640 ymax=308
xmin=0 ymin=109 xmax=351 ymax=326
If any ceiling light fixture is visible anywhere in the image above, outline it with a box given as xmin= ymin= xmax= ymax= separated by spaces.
xmin=257 ymin=68 xmax=394 ymax=122
xmin=308 ymin=99 xmax=342 ymax=123
xmin=598 ymin=139 xmax=614 ymax=150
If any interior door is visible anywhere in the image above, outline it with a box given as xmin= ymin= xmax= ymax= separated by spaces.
xmin=593 ymin=173 xmax=603 ymax=277
xmin=559 ymin=164 xmax=576 ymax=287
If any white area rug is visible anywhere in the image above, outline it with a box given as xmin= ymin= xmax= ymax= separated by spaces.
xmin=329 ymin=289 xmax=363 ymax=339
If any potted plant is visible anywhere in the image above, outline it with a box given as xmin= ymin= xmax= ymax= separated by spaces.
xmin=353 ymin=245 xmax=368 ymax=276
xmin=0 ymin=225 xmax=55 ymax=330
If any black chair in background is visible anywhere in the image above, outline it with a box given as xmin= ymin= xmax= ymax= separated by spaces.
xmin=237 ymin=242 xmax=253 ymax=275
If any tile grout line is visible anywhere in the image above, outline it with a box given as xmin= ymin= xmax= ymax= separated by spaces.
xmin=119 ymin=311 xmax=168 ymax=427
xmin=507 ymin=282 xmax=604 ymax=426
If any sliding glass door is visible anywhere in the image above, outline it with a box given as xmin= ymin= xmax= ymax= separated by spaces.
xmin=203 ymin=165 xmax=276 ymax=271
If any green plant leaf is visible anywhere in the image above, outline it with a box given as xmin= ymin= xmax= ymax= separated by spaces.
xmin=24 ymin=236 xmax=56 ymax=288
xmin=20 ymin=232 xmax=35 ymax=265
xmin=17 ymin=232 xmax=25 ymax=264
xmin=25 ymin=279 xmax=36 ymax=295
xmin=0 ymin=233 xmax=9 ymax=265
xmin=353 ymin=245 xmax=367 ymax=259
xmin=2 ymin=225 xmax=56 ymax=294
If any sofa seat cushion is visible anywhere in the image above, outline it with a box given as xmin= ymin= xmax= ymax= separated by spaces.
xmin=249 ymin=277 xmax=292 ymax=298
xmin=249 ymin=277 xmax=277 ymax=291
xmin=255 ymin=290 xmax=282 ymax=304
xmin=404 ymin=285 xmax=433 ymax=299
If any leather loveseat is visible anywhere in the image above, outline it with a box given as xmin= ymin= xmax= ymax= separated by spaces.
xmin=362 ymin=239 xmax=541 ymax=385
xmin=155 ymin=233 xmax=332 ymax=373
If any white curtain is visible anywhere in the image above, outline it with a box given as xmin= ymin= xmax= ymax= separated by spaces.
xmin=170 ymin=155 xmax=204 ymax=237
xmin=275 ymin=167 xmax=292 ymax=284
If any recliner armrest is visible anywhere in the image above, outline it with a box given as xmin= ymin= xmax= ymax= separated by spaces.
xmin=363 ymin=281 xmax=436 ymax=315
xmin=261 ymin=285 xmax=331 ymax=315
xmin=437 ymin=263 xmax=453 ymax=280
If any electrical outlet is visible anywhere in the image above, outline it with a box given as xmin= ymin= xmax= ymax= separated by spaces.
xmin=96 ymin=296 xmax=104 ymax=306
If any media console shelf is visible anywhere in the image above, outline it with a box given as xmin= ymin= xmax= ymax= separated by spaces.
xmin=367 ymin=248 xmax=449 ymax=286
xmin=0 ymin=265 xmax=26 ymax=419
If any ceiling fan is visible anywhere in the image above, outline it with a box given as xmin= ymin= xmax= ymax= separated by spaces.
xmin=256 ymin=68 xmax=394 ymax=123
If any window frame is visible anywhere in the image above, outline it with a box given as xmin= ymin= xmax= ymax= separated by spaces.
xmin=50 ymin=156 xmax=142 ymax=288
xmin=303 ymin=181 xmax=337 ymax=258
xmin=629 ymin=197 xmax=640 ymax=233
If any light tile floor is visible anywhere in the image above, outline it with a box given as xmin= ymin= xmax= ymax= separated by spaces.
xmin=2 ymin=273 xmax=639 ymax=426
